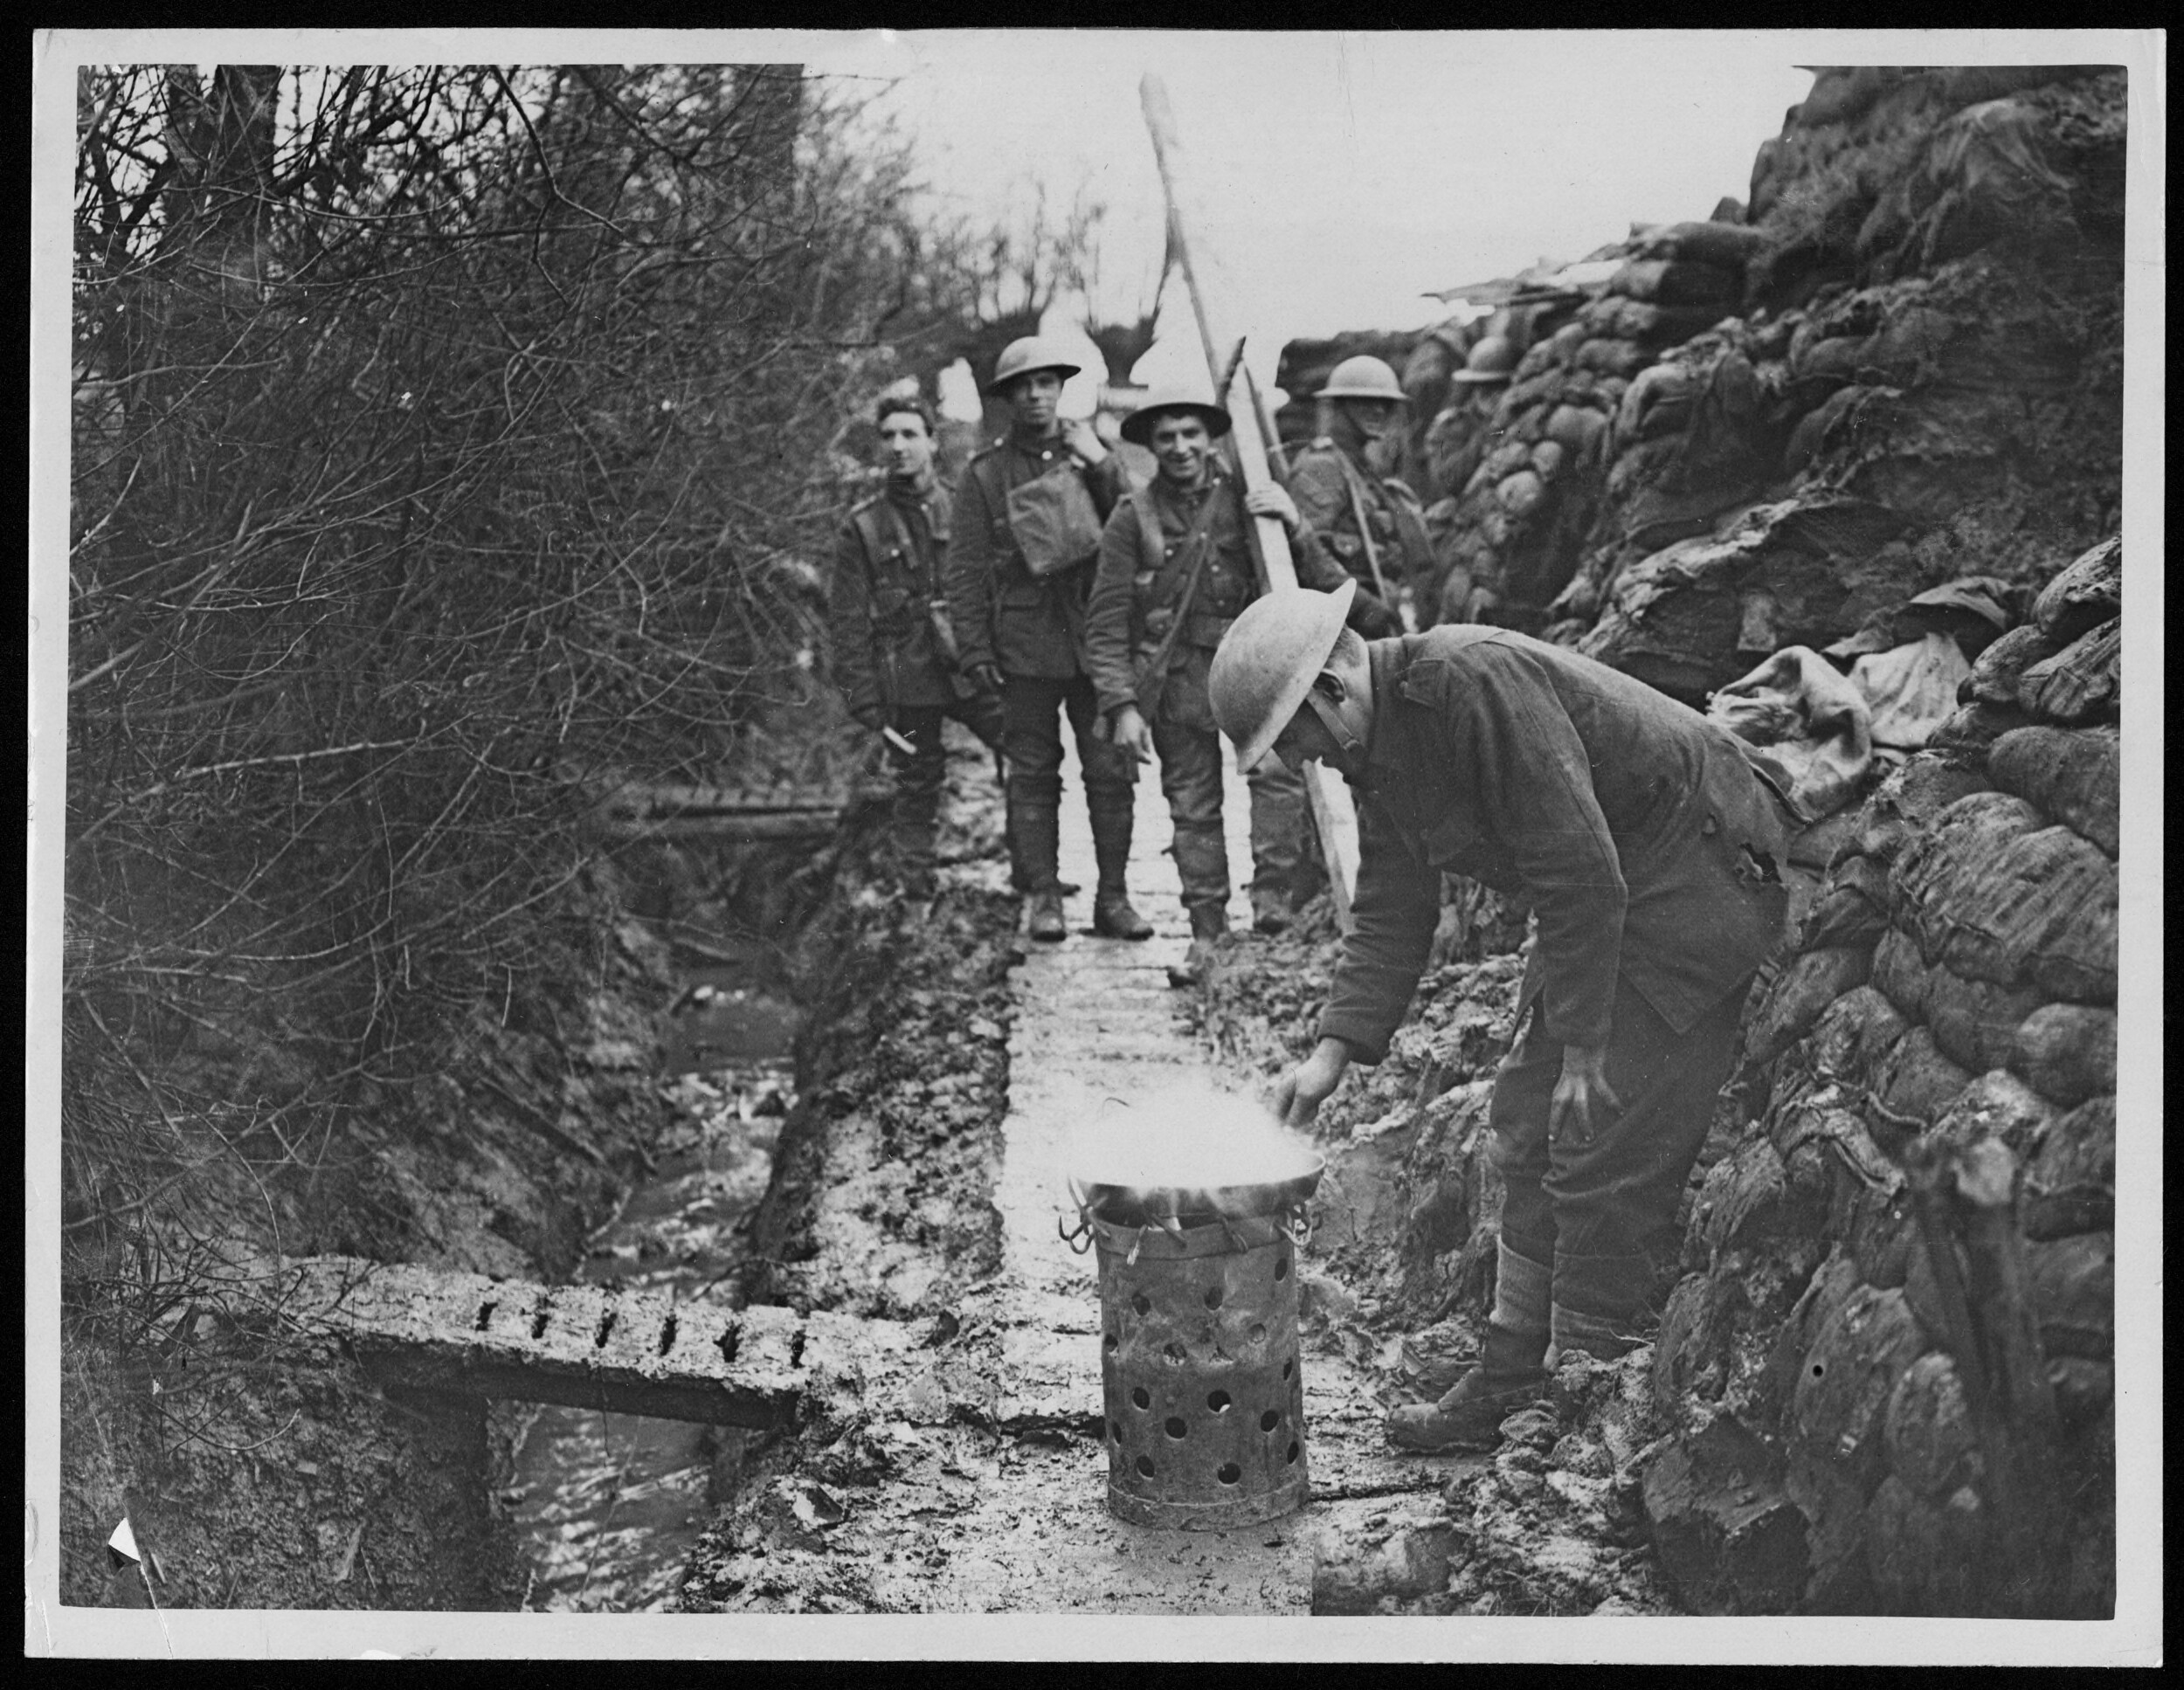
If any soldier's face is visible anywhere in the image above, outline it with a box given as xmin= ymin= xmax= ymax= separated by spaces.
xmin=878 ymin=411 xmax=936 ymax=479
xmin=1006 ymin=370 xmax=1066 ymax=432
xmin=1149 ymin=414 xmax=1213 ymax=485
xmin=1342 ymin=398 xmax=1399 ymax=442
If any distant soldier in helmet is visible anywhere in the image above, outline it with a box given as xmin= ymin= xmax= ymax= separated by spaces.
xmin=1082 ymin=386 xmax=1382 ymax=980
xmin=1288 ymin=355 xmax=1434 ymax=631
xmin=829 ymin=390 xmax=1006 ymax=898
xmin=1207 ymin=588 xmax=1790 ymax=1453
xmin=943 ymin=335 xmax=1151 ymax=943
xmin=1422 ymin=334 xmax=1519 ymax=624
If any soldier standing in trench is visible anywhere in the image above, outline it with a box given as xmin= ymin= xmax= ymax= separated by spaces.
xmin=1288 ymin=355 xmax=1435 ymax=633
xmin=1082 ymin=386 xmax=1389 ymax=984
xmin=944 ymin=336 xmax=1152 ymax=943
xmin=1207 ymin=586 xmax=1792 ymax=1451
xmin=1421 ymin=335 xmax=1519 ymax=627
xmin=829 ymin=392 xmax=1006 ymax=898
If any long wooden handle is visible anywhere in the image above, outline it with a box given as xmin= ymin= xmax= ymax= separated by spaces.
xmin=1141 ymin=72 xmax=1356 ymax=928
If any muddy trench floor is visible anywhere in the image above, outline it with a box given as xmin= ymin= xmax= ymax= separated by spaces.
xmin=675 ymin=724 xmax=1495 ymax=1615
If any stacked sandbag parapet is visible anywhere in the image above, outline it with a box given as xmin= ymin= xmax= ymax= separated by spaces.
xmin=1417 ymin=224 xmax=1766 ymax=636
xmin=1566 ymin=69 xmax=2125 ymax=695
xmin=1638 ymin=536 xmax=2119 ymax=1616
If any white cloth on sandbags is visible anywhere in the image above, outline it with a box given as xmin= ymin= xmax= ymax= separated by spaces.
xmin=1850 ymin=631 xmax=1973 ymax=749
xmin=1707 ymin=645 xmax=1875 ymax=824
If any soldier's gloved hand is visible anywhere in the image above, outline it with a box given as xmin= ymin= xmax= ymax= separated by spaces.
xmin=851 ymin=704 xmax=886 ymax=734
xmin=1108 ymin=704 xmax=1155 ymax=765
xmin=1243 ymin=482 xmax=1301 ymax=535
xmin=1273 ymin=1037 xmax=1351 ymax=1129
xmin=1548 ymin=1044 xmax=1622 ymax=1149
xmin=965 ymin=662 xmax=1005 ymax=695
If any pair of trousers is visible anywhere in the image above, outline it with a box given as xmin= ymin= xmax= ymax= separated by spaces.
xmin=1487 ymin=970 xmax=1752 ymax=1357
xmin=999 ymin=672 xmax=1136 ymax=893
xmin=884 ymin=693 xmax=1006 ymax=870
xmin=1145 ymin=719 xmax=1312 ymax=926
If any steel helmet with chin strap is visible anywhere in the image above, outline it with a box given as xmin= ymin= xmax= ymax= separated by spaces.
xmin=1117 ymin=384 xmax=1234 ymax=447
xmin=1317 ymin=355 xmax=1406 ymax=404
xmin=1209 ymin=580 xmax=1357 ymax=771
xmin=986 ymin=335 xmax=1083 ymax=396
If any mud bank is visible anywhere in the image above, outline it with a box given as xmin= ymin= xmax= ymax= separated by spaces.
xmin=57 ymin=754 xmax=876 ymax=1611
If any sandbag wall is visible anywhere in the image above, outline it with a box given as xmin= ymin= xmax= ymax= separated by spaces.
xmin=1400 ymin=65 xmax=2124 ymax=693
xmin=1640 ymin=536 xmax=2121 ymax=1617
xmin=1419 ymin=226 xmax=1760 ymax=636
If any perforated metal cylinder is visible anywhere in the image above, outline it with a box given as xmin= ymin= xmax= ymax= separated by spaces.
xmin=1092 ymin=1211 xmax=1310 ymax=1529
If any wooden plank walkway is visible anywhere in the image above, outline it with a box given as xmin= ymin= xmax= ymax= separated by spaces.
xmin=276 ymin=1255 xmax=914 ymax=1428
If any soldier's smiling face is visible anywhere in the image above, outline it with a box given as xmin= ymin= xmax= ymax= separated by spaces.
xmin=878 ymin=409 xmax=936 ymax=479
xmin=1005 ymin=369 xmax=1066 ymax=433
xmin=1149 ymin=412 xmax=1213 ymax=485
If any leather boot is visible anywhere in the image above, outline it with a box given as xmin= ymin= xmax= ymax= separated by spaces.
xmin=1009 ymin=799 xmax=1063 ymax=901
xmin=1027 ymin=889 xmax=1068 ymax=942
xmin=1385 ymin=1322 xmax=1550 ymax=1452
xmin=1166 ymin=906 xmax=1228 ymax=988
xmin=1082 ymin=790 xmax=1146 ymax=937
xmin=1250 ymin=889 xmax=1292 ymax=935
xmin=1093 ymin=893 xmax=1153 ymax=941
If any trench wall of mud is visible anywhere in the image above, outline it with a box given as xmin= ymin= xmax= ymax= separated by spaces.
xmin=55 ymin=806 xmax=868 ymax=1611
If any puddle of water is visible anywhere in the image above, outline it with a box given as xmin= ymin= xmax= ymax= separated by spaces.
xmin=498 ymin=1059 xmax=790 ymax=1612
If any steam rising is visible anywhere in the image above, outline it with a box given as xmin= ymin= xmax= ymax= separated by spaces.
xmin=1065 ymin=1081 xmax=1320 ymax=1192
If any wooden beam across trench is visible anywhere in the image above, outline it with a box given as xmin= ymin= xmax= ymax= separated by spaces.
xmin=278 ymin=1255 xmax=913 ymax=1428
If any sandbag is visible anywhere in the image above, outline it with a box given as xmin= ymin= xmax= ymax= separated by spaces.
xmin=1851 ymin=632 xmax=1973 ymax=750
xmin=2028 ymin=1093 xmax=2115 ymax=1195
xmin=2031 ymin=535 xmax=2120 ymax=644
xmin=1921 ymin=966 xmax=2051 ymax=1075
xmin=1746 ymin=945 xmax=1873 ymax=1066
xmin=2015 ymin=617 xmax=2120 ymax=723
xmin=1575 ymin=337 xmax=1649 ymax=378
xmin=1496 ymin=469 xmax=1545 ymax=518
xmin=1577 ymin=294 xmax=1726 ymax=346
xmin=1633 ymin=219 xmax=1771 ymax=272
xmin=1869 ymin=926 xmax=1930 ymax=1023
xmin=1897 ymin=817 xmax=2117 ymax=1002
xmin=1962 ymin=623 xmax=2061 ymax=706
xmin=1789 ymin=1280 xmax=1928 ymax=1487
xmin=1927 ymin=699 xmax=2035 ymax=754
xmin=1610 ymin=258 xmax=1743 ymax=309
xmin=1545 ymin=403 xmax=1610 ymax=460
xmin=2025 ymin=1231 xmax=2114 ymax=1360
xmin=1807 ymin=984 xmax=1911 ymax=1087
xmin=2009 ymin=1003 xmax=2117 ymax=1108
xmin=1799 ymin=854 xmax=1891 ymax=950
xmin=1789 ymin=807 xmax=1865 ymax=873
xmin=1874 ymin=1025 xmax=1977 ymax=1123
xmin=1986 ymin=725 xmax=2119 ymax=857
xmin=1881 ymin=1350 xmax=1977 ymax=1498
xmin=1529 ymin=439 xmax=1566 ymax=482
xmin=1848 ymin=755 xmax=1995 ymax=864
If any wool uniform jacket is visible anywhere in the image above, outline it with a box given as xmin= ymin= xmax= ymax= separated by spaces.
xmin=1288 ymin=438 xmax=1434 ymax=595
xmin=1082 ymin=463 xmax=1356 ymax=734
xmin=1318 ymin=627 xmax=1792 ymax=1063
xmin=943 ymin=431 xmax=1129 ymax=680
xmin=829 ymin=478 xmax=956 ymax=721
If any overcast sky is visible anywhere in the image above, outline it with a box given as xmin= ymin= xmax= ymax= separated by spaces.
xmin=803 ymin=31 xmax=1816 ymax=400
